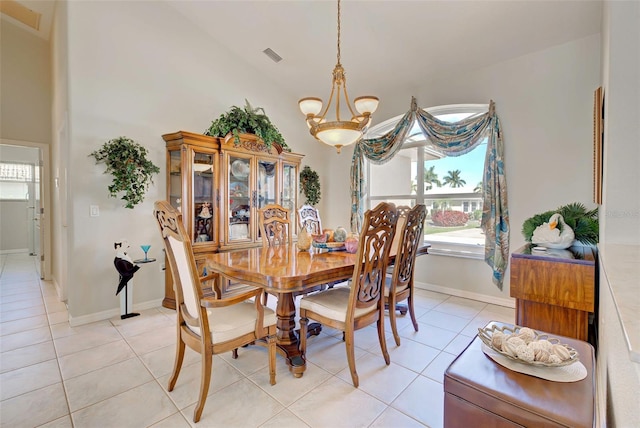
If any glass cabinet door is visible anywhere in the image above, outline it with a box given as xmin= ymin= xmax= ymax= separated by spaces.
xmin=192 ymin=151 xmax=215 ymax=245
xmin=282 ymin=162 xmax=298 ymax=233
xmin=228 ymin=155 xmax=252 ymax=243
xmin=257 ymin=159 xmax=278 ymax=209
xmin=168 ymin=149 xmax=182 ymax=211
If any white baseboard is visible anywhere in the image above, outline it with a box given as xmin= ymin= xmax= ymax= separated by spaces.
xmin=68 ymin=298 xmax=164 ymax=327
xmin=52 ymin=278 xmax=66 ymax=302
xmin=0 ymin=248 xmax=29 ymax=255
xmin=415 ymin=281 xmax=515 ymax=309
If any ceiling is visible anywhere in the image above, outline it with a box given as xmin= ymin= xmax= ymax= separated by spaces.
xmin=4 ymin=0 xmax=602 ymax=107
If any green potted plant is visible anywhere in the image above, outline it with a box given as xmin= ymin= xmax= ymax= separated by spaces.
xmin=90 ymin=136 xmax=160 ymax=209
xmin=522 ymin=202 xmax=599 ymax=245
xmin=300 ymin=165 xmax=321 ymax=206
xmin=204 ymin=99 xmax=290 ymax=152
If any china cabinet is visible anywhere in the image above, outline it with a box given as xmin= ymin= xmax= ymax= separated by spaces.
xmin=161 ymin=131 xmax=303 ymax=308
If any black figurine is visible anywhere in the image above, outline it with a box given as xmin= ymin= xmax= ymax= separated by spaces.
xmin=114 ymin=240 xmax=140 ymax=295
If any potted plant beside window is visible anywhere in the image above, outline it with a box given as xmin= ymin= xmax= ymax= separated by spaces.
xmin=90 ymin=137 xmax=160 ymax=209
xmin=204 ymin=99 xmax=290 ymax=152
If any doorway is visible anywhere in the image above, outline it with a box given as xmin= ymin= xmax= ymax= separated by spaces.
xmin=0 ymin=140 xmax=51 ymax=280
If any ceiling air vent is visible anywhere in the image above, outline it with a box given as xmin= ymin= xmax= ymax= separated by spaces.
xmin=263 ymin=48 xmax=283 ymax=63
xmin=0 ymin=0 xmax=41 ymax=31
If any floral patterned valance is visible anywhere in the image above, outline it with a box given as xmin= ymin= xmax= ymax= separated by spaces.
xmin=350 ymin=97 xmax=509 ymax=289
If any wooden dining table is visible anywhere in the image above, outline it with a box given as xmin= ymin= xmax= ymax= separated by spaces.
xmin=204 ymin=243 xmax=429 ymax=378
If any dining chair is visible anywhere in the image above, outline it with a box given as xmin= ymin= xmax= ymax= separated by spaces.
xmin=258 ymin=204 xmax=292 ymax=247
xmin=385 ymin=204 xmax=427 ymax=346
xmin=298 ymin=204 xmax=322 ymax=235
xmin=153 ymin=200 xmax=277 ymax=423
xmin=299 ymin=202 xmax=399 ymax=387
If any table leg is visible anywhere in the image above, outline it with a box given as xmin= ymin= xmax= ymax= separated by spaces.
xmin=274 ymin=292 xmax=306 ymax=377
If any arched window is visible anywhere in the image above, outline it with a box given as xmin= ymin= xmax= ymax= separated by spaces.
xmin=366 ymin=104 xmax=488 ymax=258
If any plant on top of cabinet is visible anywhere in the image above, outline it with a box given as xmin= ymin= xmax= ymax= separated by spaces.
xmin=90 ymin=136 xmax=160 ymax=209
xmin=522 ymin=202 xmax=599 ymax=246
xmin=204 ymin=99 xmax=290 ymax=152
xmin=300 ymin=165 xmax=321 ymax=206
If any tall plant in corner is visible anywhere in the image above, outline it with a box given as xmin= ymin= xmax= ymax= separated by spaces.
xmin=90 ymin=137 xmax=160 ymax=209
xmin=300 ymin=166 xmax=321 ymax=206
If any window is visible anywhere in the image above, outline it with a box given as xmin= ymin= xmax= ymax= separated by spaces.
xmin=367 ymin=104 xmax=488 ymax=258
xmin=0 ymin=162 xmax=36 ymax=201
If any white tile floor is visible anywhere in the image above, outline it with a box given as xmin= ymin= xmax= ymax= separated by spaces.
xmin=0 ymin=252 xmax=515 ymax=427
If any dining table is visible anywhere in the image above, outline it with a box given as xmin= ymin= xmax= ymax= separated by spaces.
xmin=204 ymin=243 xmax=430 ymax=378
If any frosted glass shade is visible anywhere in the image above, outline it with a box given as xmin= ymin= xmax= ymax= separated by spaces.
xmin=354 ymin=96 xmax=379 ymax=115
xmin=298 ymin=97 xmax=323 ymax=116
xmin=316 ymin=127 xmax=362 ymax=148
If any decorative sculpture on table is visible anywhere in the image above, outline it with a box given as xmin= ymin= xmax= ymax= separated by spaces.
xmin=531 ymin=213 xmax=575 ymax=249
xmin=114 ymin=240 xmax=140 ymax=319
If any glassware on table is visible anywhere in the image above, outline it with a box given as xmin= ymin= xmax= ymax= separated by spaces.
xmin=140 ymin=245 xmax=151 ymax=261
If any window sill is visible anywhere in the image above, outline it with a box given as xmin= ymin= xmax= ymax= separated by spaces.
xmin=425 ymin=240 xmax=485 ymax=260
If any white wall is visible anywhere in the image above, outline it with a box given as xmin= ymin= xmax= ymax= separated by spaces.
xmin=600 ymin=1 xmax=640 ymax=244
xmin=51 ymin=0 xmax=70 ymax=300
xmin=596 ymin=1 xmax=640 ymax=426
xmin=0 ymin=201 xmax=29 ymax=251
xmin=62 ymin=1 xmax=327 ymax=320
xmin=0 ymin=20 xmax=51 ymax=143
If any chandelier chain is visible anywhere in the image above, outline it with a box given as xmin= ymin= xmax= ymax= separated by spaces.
xmin=337 ymin=0 xmax=341 ymax=65
xmin=298 ymin=0 xmax=378 ymax=153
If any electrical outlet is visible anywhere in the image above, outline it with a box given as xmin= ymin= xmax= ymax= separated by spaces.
xmin=90 ymin=205 xmax=99 ymax=217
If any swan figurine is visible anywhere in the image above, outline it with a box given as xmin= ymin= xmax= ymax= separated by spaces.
xmin=531 ymin=213 xmax=575 ymax=249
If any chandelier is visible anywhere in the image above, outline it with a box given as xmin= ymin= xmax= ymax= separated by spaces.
xmin=298 ymin=0 xmax=379 ymax=153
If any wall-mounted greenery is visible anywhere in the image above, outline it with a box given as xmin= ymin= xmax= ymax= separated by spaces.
xmin=204 ymin=99 xmax=290 ymax=152
xmin=89 ymin=137 xmax=160 ymax=209
xmin=300 ymin=165 xmax=321 ymax=206
xmin=522 ymin=202 xmax=599 ymax=245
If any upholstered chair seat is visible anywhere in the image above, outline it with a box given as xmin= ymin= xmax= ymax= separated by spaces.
xmin=300 ymin=287 xmax=377 ymax=321
xmin=188 ymin=303 xmax=277 ymax=342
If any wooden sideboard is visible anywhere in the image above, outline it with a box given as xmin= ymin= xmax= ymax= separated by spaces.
xmin=510 ymin=244 xmax=597 ymax=343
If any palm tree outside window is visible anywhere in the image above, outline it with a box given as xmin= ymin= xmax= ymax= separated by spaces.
xmin=367 ymin=105 xmax=487 ymax=257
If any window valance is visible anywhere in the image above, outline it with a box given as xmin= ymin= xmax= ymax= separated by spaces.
xmin=350 ymin=98 xmax=509 ymax=289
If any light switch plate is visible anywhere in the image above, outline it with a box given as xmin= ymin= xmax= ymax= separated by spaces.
xmin=90 ymin=205 xmax=99 ymax=217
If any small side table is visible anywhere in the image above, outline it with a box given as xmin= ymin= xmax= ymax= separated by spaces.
xmin=120 ymin=258 xmax=156 ymax=319
xmin=510 ymin=244 xmax=597 ymax=342
xmin=444 ymin=321 xmax=595 ymax=427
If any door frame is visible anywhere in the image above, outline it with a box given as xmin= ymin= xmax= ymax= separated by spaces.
xmin=1 ymin=138 xmax=51 ymax=281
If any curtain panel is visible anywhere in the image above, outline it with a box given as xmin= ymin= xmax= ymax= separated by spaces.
xmin=350 ymin=98 xmax=510 ymax=289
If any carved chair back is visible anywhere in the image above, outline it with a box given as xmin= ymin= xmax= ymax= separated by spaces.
xmin=298 ymin=204 xmax=322 ymax=235
xmin=258 ymin=204 xmax=292 ymax=247
xmin=154 ymin=200 xmax=206 ymax=331
xmin=348 ymin=202 xmax=399 ymax=316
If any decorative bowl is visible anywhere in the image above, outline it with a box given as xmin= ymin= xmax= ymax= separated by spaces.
xmin=477 ymin=324 xmax=579 ymax=367
xmin=312 ymin=242 xmax=345 ymax=251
